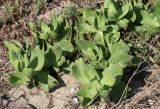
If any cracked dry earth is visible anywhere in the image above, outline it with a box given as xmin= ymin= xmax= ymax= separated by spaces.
xmin=6 ymin=74 xmax=80 ymax=109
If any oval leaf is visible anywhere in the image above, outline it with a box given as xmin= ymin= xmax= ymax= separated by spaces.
xmin=29 ymin=47 xmax=45 ymax=71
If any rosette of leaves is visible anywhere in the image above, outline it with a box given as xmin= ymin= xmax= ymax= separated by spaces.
xmin=29 ymin=14 xmax=74 ymax=72
xmin=5 ymin=13 xmax=75 ymax=92
xmin=72 ymin=0 xmax=133 ymax=106
xmin=29 ymin=13 xmax=71 ymax=47
xmin=72 ymin=36 xmax=132 ymax=106
xmin=71 ymin=57 xmax=131 ymax=106
xmin=5 ymin=41 xmax=59 ymax=92
xmin=103 ymin=0 xmax=160 ymax=33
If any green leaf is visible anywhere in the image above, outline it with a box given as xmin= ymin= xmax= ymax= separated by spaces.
xmin=5 ymin=41 xmax=22 ymax=52
xmin=76 ymin=22 xmax=96 ymax=34
xmin=109 ymin=51 xmax=132 ymax=68
xmin=95 ymin=31 xmax=105 ymax=46
xmin=71 ymin=58 xmax=100 ymax=85
xmin=32 ymin=32 xmax=39 ymax=44
xmin=40 ymin=21 xmax=50 ymax=32
xmin=39 ymin=32 xmax=49 ymax=40
xmin=76 ymin=40 xmax=102 ymax=62
xmin=117 ymin=18 xmax=129 ymax=28
xmin=58 ymin=40 xmax=74 ymax=53
xmin=130 ymin=11 xmax=137 ymax=22
xmin=101 ymin=64 xmax=123 ymax=87
xmin=57 ymin=56 xmax=65 ymax=67
xmin=77 ymin=85 xmax=98 ymax=106
xmin=76 ymin=40 xmax=96 ymax=54
xmin=99 ymin=89 xmax=111 ymax=99
xmin=83 ymin=9 xmax=97 ymax=26
xmin=22 ymin=68 xmax=34 ymax=78
xmin=152 ymin=1 xmax=160 ymax=19
xmin=49 ymin=30 xmax=58 ymax=40
xmin=51 ymin=46 xmax=62 ymax=62
xmin=44 ymin=48 xmax=56 ymax=68
xmin=51 ymin=13 xmax=58 ymax=29
xmin=105 ymin=32 xmax=120 ymax=48
xmin=29 ymin=46 xmax=45 ymax=71
xmin=140 ymin=10 xmax=160 ymax=27
xmin=23 ymin=54 xmax=30 ymax=68
xmin=136 ymin=26 xmax=160 ymax=34
xmin=111 ymin=40 xmax=130 ymax=53
xmin=97 ymin=14 xmax=106 ymax=31
xmin=57 ymin=16 xmax=65 ymax=29
xmin=35 ymin=71 xmax=58 ymax=92
xmin=8 ymin=51 xmax=21 ymax=71
xmin=9 ymin=72 xmax=30 ymax=87
xmin=104 ymin=0 xmax=119 ymax=20
xmin=118 ymin=2 xmax=130 ymax=19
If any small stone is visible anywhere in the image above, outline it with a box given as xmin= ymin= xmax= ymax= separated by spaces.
xmin=73 ymin=97 xmax=79 ymax=104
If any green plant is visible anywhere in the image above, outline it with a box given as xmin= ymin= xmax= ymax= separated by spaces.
xmin=5 ymin=0 xmax=160 ymax=107
xmin=28 ymin=13 xmax=74 ymax=71
xmin=71 ymin=1 xmax=133 ymax=106
xmin=5 ymin=40 xmax=58 ymax=92
xmin=71 ymin=0 xmax=160 ymax=106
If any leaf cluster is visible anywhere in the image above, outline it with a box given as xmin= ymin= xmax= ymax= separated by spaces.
xmin=5 ymin=0 xmax=160 ymax=107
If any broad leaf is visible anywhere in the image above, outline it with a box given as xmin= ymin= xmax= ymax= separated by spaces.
xmin=109 ymin=51 xmax=132 ymax=68
xmin=40 ymin=21 xmax=50 ymax=32
xmin=35 ymin=71 xmax=58 ymax=92
xmin=29 ymin=47 xmax=45 ymax=71
xmin=22 ymin=68 xmax=34 ymax=78
xmin=23 ymin=54 xmax=30 ymax=68
xmin=99 ymin=89 xmax=111 ymax=99
xmin=49 ymin=30 xmax=58 ymax=40
xmin=58 ymin=40 xmax=74 ymax=53
xmin=71 ymin=58 xmax=100 ymax=85
xmin=44 ymin=48 xmax=56 ymax=68
xmin=51 ymin=46 xmax=62 ymax=62
xmin=111 ymin=40 xmax=130 ymax=53
xmin=140 ymin=10 xmax=160 ymax=27
xmin=152 ymin=1 xmax=160 ymax=19
xmin=101 ymin=64 xmax=123 ymax=87
xmin=77 ymin=85 xmax=98 ymax=106
xmin=76 ymin=40 xmax=96 ymax=54
xmin=9 ymin=72 xmax=30 ymax=86
xmin=83 ymin=9 xmax=97 ymax=26
xmin=8 ymin=52 xmax=21 ymax=71
xmin=104 ymin=0 xmax=119 ymax=20
xmin=39 ymin=32 xmax=49 ymax=40
xmin=118 ymin=2 xmax=130 ymax=19
xmin=5 ymin=41 xmax=22 ymax=53
xmin=76 ymin=20 xmax=96 ymax=34
xmin=117 ymin=18 xmax=129 ymax=28
xmin=97 ymin=14 xmax=106 ymax=31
